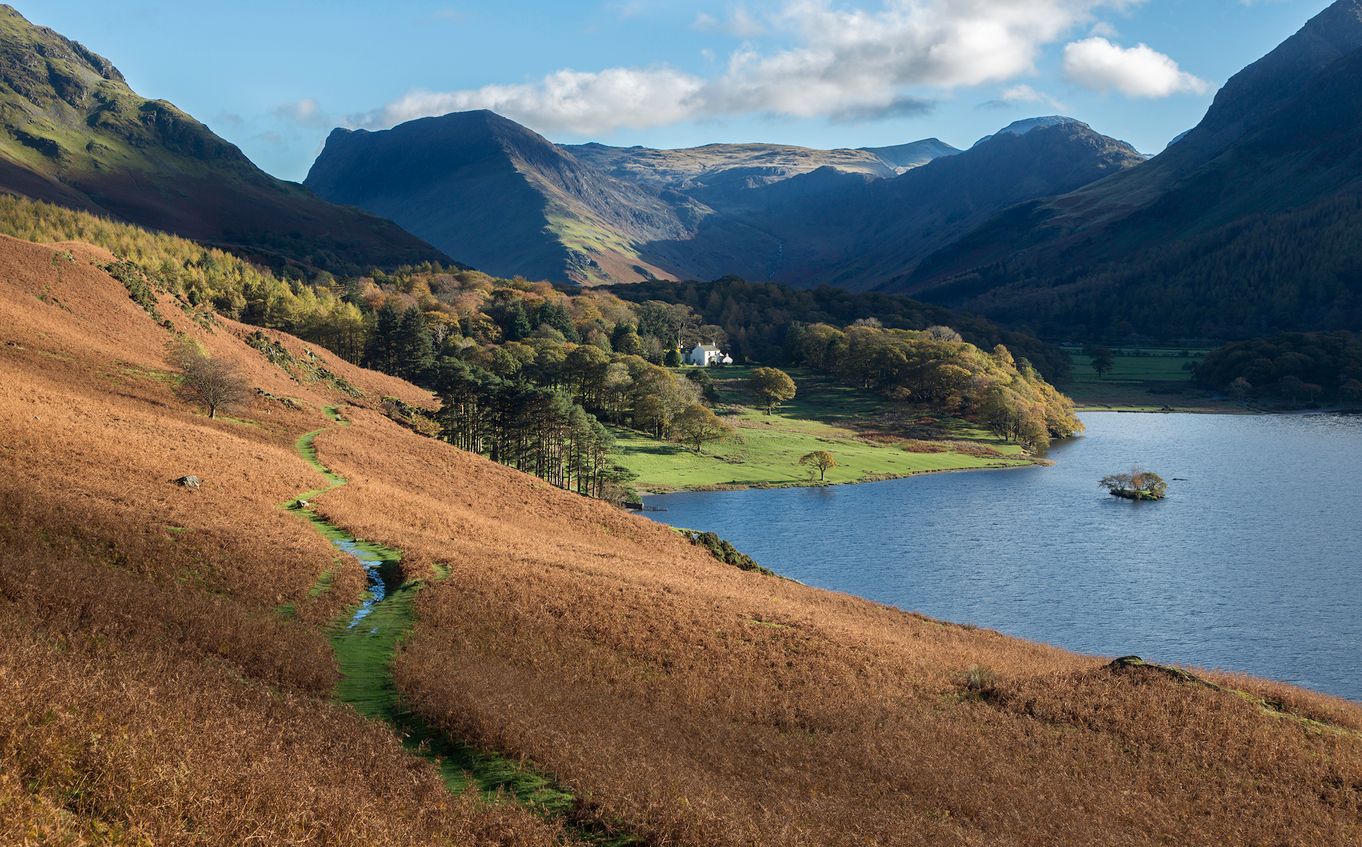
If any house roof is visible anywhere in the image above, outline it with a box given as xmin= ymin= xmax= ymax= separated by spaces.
xmin=694 ymin=343 xmax=720 ymax=351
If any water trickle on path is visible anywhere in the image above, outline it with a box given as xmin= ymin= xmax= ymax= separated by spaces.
xmin=287 ymin=410 xmax=641 ymax=846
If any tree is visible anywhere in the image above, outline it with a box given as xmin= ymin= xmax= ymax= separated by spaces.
xmin=672 ymin=403 xmax=732 ymax=454
xmin=750 ymin=367 xmax=796 ymax=414
xmin=394 ymin=307 xmax=434 ymax=381
xmin=1100 ymin=467 xmax=1168 ymax=501
xmin=1087 ymin=346 xmax=1116 ymax=379
xmin=168 ymin=339 xmax=249 ymax=419
xmin=798 ymin=450 xmax=838 ymax=481
xmin=663 ymin=348 xmax=682 ymax=367
xmin=365 ymin=300 xmax=401 ymax=373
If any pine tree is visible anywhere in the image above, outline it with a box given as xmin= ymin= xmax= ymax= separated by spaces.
xmin=394 ymin=307 xmax=435 ymax=381
xmin=365 ymin=301 xmax=401 ymax=373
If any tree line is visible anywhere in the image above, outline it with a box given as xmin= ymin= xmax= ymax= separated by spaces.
xmin=787 ymin=321 xmax=1082 ymax=450
xmin=1195 ymin=331 xmax=1362 ymax=406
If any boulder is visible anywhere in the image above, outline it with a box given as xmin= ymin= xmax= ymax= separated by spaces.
xmin=175 ymin=475 xmax=201 ymax=489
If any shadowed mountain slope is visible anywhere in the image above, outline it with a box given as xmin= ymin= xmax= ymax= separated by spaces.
xmin=0 ymin=5 xmax=448 ymax=273
xmin=900 ymin=0 xmax=1362 ymax=339
xmin=638 ymin=119 xmax=1144 ymax=289
xmin=307 ymin=111 xmax=696 ymax=285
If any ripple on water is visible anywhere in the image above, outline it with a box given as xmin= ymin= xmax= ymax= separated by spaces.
xmin=645 ymin=413 xmax=1362 ymax=702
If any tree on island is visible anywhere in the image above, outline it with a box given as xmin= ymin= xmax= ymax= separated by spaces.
xmin=1100 ymin=467 xmax=1168 ymax=501
xmin=672 ymin=403 xmax=732 ymax=454
xmin=168 ymin=339 xmax=249 ymax=420
xmin=750 ymin=367 xmax=796 ymax=415
xmin=799 ymin=450 xmax=838 ymax=481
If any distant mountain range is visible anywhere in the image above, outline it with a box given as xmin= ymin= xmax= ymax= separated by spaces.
xmin=306 ymin=112 xmax=1150 ymax=290
xmin=306 ymin=113 xmax=1016 ymax=286
xmin=0 ymin=5 xmax=447 ymax=273
xmin=3 ymin=0 xmax=1361 ymax=340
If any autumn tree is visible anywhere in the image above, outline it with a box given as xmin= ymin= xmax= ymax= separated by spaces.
xmin=1100 ymin=467 xmax=1168 ymax=501
xmin=750 ymin=367 xmax=796 ymax=414
xmin=672 ymin=403 xmax=732 ymax=454
xmin=798 ymin=450 xmax=838 ymax=481
xmin=168 ymin=339 xmax=249 ymax=419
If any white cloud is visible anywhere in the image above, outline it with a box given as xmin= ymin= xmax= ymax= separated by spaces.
xmin=981 ymin=84 xmax=1066 ymax=110
xmin=374 ymin=68 xmax=705 ymax=135
xmin=692 ymin=7 xmax=766 ymax=37
xmin=1062 ymin=37 xmax=1208 ymax=97
xmin=272 ymin=98 xmax=330 ymax=127
xmin=365 ymin=1 xmax=1170 ymax=134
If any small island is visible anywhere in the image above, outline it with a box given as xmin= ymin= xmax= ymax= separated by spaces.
xmin=1100 ymin=468 xmax=1169 ymax=501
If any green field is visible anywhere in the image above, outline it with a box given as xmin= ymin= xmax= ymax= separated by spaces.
xmin=612 ymin=367 xmax=1032 ymax=493
xmin=1062 ymin=346 xmax=1237 ymax=411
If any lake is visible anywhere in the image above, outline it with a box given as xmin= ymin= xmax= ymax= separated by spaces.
xmin=645 ymin=413 xmax=1362 ymax=701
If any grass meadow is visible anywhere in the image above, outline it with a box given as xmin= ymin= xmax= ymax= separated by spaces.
xmin=612 ymin=366 xmax=1032 ymax=491
xmin=1062 ymin=345 xmax=1240 ymax=411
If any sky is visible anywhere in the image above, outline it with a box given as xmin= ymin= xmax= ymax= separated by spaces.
xmin=18 ymin=0 xmax=1338 ymax=181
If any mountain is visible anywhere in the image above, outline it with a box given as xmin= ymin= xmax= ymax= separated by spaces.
xmin=899 ymin=0 xmax=1362 ymax=339
xmin=0 ymin=5 xmax=447 ymax=272
xmin=305 ymin=118 xmax=964 ymax=286
xmin=306 ymin=107 xmax=1137 ymax=288
xmin=643 ymin=119 xmax=1145 ymax=288
xmin=306 ymin=111 xmax=706 ymax=285
xmin=973 ymin=116 xmax=1085 ymax=147
xmin=860 ymin=137 xmax=960 ymax=170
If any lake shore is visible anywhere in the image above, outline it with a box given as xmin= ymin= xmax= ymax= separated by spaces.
xmin=634 ymin=456 xmax=1041 ymax=496
xmin=641 ymin=412 xmax=1362 ymax=702
xmin=612 ymin=365 xmax=1042 ymax=495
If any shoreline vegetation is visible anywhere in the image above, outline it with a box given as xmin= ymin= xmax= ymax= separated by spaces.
xmin=615 ymin=366 xmax=1041 ymax=495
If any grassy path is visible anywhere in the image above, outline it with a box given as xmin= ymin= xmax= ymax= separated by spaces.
xmin=288 ymin=407 xmax=638 ymax=845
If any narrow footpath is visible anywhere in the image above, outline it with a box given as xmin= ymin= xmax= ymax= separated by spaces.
xmin=287 ymin=407 xmax=638 ymax=846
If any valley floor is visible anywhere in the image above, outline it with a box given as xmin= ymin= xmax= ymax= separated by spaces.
xmin=1061 ymin=345 xmax=1251 ymax=413
xmin=612 ymin=366 xmax=1033 ymax=493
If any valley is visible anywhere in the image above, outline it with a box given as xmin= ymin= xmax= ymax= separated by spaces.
xmin=2 ymin=1 xmax=1362 ymax=845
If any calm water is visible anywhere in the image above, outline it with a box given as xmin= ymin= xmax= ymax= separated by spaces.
xmin=645 ymin=413 xmax=1362 ymax=701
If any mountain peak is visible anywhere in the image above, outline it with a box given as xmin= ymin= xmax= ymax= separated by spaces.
xmin=973 ymin=116 xmax=1089 ymax=148
xmin=1189 ymin=0 xmax=1362 ymax=150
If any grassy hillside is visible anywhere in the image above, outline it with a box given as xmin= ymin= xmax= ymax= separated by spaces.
xmin=613 ymin=367 xmax=1031 ymax=492
xmin=0 ymin=5 xmax=446 ymax=273
xmin=3 ymin=229 xmax=1361 ymax=846
xmin=0 ymin=234 xmax=562 ymax=845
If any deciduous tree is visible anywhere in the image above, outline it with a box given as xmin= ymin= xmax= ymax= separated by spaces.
xmin=799 ymin=450 xmax=838 ymax=481
xmin=168 ymin=339 xmax=249 ymax=420
xmin=750 ymin=367 xmax=796 ymax=414
xmin=672 ymin=404 xmax=732 ymax=454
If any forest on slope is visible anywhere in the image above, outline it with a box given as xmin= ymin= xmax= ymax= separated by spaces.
xmin=0 ymin=193 xmax=1079 ymax=500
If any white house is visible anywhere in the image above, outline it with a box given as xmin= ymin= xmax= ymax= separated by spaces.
xmin=687 ymin=343 xmax=733 ymax=367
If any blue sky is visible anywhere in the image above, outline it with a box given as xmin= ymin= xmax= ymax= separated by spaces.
xmin=19 ymin=0 xmax=1336 ymax=180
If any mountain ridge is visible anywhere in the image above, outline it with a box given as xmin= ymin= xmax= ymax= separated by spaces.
xmin=895 ymin=0 xmax=1362 ymax=339
xmin=0 ymin=4 xmax=449 ymax=273
xmin=307 ymin=108 xmax=1138 ymax=289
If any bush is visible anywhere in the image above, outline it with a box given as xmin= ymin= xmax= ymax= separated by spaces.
xmin=683 ymin=530 xmax=773 ymax=576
